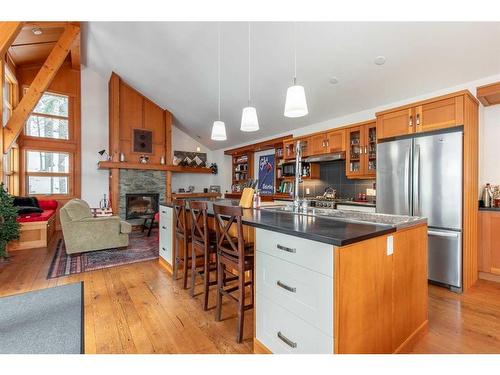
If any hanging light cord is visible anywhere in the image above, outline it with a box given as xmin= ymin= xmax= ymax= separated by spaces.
xmin=218 ymin=23 xmax=221 ymax=121
xmin=248 ymin=22 xmax=251 ymax=105
xmin=293 ymin=22 xmax=297 ymax=85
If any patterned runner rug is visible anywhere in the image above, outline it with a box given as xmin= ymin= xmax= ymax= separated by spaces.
xmin=47 ymin=229 xmax=159 ymax=279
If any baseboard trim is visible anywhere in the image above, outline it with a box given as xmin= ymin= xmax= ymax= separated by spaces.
xmin=253 ymin=338 xmax=272 ymax=354
xmin=393 ymin=320 xmax=429 ymax=354
xmin=158 ymin=257 xmax=173 ymax=275
xmin=479 ymin=271 xmax=500 ymax=283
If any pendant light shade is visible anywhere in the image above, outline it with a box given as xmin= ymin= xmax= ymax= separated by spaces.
xmin=284 ymin=84 xmax=308 ymax=118
xmin=211 ymin=120 xmax=227 ymax=141
xmin=211 ymin=24 xmax=227 ymax=141
xmin=240 ymin=23 xmax=259 ymax=132
xmin=284 ymin=23 xmax=308 ymax=118
xmin=240 ymin=106 xmax=259 ymax=132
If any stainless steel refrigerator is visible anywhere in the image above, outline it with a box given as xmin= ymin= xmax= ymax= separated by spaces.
xmin=377 ymin=129 xmax=463 ymax=291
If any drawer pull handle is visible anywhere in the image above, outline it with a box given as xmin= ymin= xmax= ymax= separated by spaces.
xmin=277 ymin=331 xmax=297 ymax=348
xmin=161 ymin=211 xmax=167 ymax=214
xmin=277 ymin=280 xmax=296 ymax=293
xmin=162 ymin=247 xmax=166 ymax=251
xmin=276 ymin=244 xmax=296 ymax=253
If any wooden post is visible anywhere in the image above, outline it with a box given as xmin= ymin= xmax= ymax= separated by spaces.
xmin=0 ymin=60 xmax=4 ymax=183
xmin=3 ymin=23 xmax=80 ymax=153
xmin=165 ymin=110 xmax=173 ymax=203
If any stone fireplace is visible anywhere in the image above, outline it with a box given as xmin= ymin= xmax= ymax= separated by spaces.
xmin=119 ymin=169 xmax=166 ymax=222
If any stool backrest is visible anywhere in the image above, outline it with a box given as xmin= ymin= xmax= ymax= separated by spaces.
xmin=173 ymin=199 xmax=188 ymax=236
xmin=213 ymin=204 xmax=244 ymax=259
xmin=189 ymin=200 xmax=209 ymax=244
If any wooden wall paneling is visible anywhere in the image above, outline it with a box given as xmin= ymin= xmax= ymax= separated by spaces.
xmin=110 ymin=168 xmax=120 ymax=215
xmin=109 ymin=73 xmax=120 ymax=161
xmin=70 ymin=32 xmax=81 ymax=70
xmin=119 ymin=80 xmax=143 ymax=162
xmin=462 ymin=94 xmax=479 ymax=291
xmin=0 ymin=22 xmax=22 ymax=58
xmin=144 ymin=98 xmax=165 ymax=164
xmin=3 ymin=24 xmax=80 ymax=153
xmin=0 ymin=60 xmax=4 ymax=182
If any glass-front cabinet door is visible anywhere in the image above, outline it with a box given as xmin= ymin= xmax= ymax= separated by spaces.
xmin=365 ymin=123 xmax=377 ymax=177
xmin=346 ymin=127 xmax=363 ymax=178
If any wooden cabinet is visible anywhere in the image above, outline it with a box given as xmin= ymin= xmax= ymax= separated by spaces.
xmin=310 ymin=129 xmax=345 ymax=156
xmin=479 ymin=211 xmax=500 ymax=276
xmin=335 ymin=224 xmax=428 ymax=354
xmin=345 ymin=121 xmax=376 ymax=179
xmin=283 ymin=137 xmax=310 ymax=159
xmin=376 ymin=108 xmax=413 ymax=140
xmin=377 ymin=94 xmax=465 ymax=140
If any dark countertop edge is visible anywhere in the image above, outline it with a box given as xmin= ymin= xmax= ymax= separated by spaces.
xmin=160 ymin=201 xmax=397 ymax=246
xmin=479 ymin=207 xmax=500 ymax=211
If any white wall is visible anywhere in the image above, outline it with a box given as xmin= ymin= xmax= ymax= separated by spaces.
xmin=81 ymin=66 xmax=109 ymax=207
xmin=211 ymin=73 xmax=500 ymax=195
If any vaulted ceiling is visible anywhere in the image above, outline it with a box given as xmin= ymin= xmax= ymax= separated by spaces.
xmin=83 ymin=22 xmax=500 ymax=150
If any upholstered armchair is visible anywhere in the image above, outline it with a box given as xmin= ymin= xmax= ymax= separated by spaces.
xmin=60 ymin=199 xmax=131 ymax=254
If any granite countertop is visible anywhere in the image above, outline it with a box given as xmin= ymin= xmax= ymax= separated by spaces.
xmin=160 ymin=199 xmax=420 ymax=246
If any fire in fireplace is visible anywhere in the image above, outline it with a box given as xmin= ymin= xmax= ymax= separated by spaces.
xmin=125 ymin=193 xmax=159 ymax=220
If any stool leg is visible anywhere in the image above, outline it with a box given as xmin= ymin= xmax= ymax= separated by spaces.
xmin=215 ymin=258 xmax=223 ymax=322
xmin=190 ymin=242 xmax=197 ymax=297
xmin=183 ymin=237 xmax=189 ymax=289
xmin=203 ymin=247 xmax=210 ymax=311
xmin=250 ymin=268 xmax=255 ymax=309
xmin=173 ymin=237 xmax=178 ymax=280
xmin=236 ymin=270 xmax=245 ymax=343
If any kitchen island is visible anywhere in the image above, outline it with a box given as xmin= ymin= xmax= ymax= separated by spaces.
xmin=158 ymin=200 xmax=428 ymax=354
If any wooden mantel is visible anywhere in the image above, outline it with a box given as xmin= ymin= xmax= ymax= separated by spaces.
xmin=98 ymin=161 xmax=212 ymax=174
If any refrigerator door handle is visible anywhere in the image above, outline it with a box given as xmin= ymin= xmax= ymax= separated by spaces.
xmin=413 ymin=144 xmax=420 ymax=216
xmin=404 ymin=147 xmax=410 ymax=213
xmin=428 ymin=230 xmax=460 ymax=238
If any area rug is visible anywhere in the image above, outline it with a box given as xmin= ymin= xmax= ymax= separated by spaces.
xmin=47 ymin=229 xmax=159 ymax=279
xmin=0 ymin=282 xmax=83 ymax=354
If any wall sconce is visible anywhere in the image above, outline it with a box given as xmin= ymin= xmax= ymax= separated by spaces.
xmin=98 ymin=149 xmax=111 ymax=161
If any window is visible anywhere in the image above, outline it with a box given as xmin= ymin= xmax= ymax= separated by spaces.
xmin=26 ymin=151 xmax=70 ymax=195
xmin=24 ymin=92 xmax=69 ymax=139
xmin=3 ymin=72 xmax=13 ymax=126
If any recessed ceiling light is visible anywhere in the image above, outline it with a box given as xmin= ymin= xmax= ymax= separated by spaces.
xmin=32 ymin=27 xmax=43 ymax=36
xmin=374 ymin=56 xmax=386 ymax=65
xmin=329 ymin=77 xmax=339 ymax=85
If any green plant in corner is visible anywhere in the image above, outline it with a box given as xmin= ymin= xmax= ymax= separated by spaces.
xmin=0 ymin=183 xmax=20 ymax=259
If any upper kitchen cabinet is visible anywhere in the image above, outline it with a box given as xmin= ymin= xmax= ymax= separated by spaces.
xmin=377 ymin=92 xmax=467 ymax=141
xmin=346 ymin=121 xmax=377 ymax=179
xmin=309 ymin=129 xmax=345 ymax=156
xmin=283 ymin=137 xmax=311 ymax=159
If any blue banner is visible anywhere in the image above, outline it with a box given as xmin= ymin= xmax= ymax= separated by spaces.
xmin=258 ymin=154 xmax=275 ymax=195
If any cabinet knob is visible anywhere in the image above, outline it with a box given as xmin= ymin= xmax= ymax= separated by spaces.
xmin=416 ymin=113 xmax=421 ymax=126
xmin=409 ymin=115 xmax=413 ymax=127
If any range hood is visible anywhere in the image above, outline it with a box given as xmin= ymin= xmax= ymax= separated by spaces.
xmin=304 ymin=151 xmax=345 ymax=163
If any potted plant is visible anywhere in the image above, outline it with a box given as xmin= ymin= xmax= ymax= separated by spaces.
xmin=0 ymin=183 xmax=21 ymax=259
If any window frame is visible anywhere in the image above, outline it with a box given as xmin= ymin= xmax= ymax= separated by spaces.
xmin=24 ymin=148 xmax=74 ymax=197
xmin=23 ymin=90 xmax=71 ymax=141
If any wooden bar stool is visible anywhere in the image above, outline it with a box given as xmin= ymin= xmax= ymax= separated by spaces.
xmin=213 ymin=204 xmax=254 ymax=343
xmin=189 ymin=201 xmax=218 ymax=310
xmin=173 ymin=199 xmax=192 ymax=289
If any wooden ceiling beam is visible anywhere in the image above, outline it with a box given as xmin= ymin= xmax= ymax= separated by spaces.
xmin=0 ymin=22 xmax=23 ymax=59
xmin=3 ymin=23 xmax=80 ymax=154
xmin=70 ymin=33 xmax=81 ymax=70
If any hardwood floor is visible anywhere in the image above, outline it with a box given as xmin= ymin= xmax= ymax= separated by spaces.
xmin=1 ymin=232 xmax=500 ymax=354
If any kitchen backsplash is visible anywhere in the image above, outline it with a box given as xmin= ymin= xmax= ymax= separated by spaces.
xmin=298 ymin=160 xmax=375 ymax=199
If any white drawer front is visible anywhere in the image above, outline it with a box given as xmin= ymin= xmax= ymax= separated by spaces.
xmin=256 ymin=293 xmax=334 ymax=354
xmin=336 ymin=204 xmax=376 ymax=213
xmin=159 ymin=206 xmax=173 ymax=265
xmin=256 ymin=251 xmax=333 ymax=336
xmin=256 ymin=228 xmax=333 ymax=277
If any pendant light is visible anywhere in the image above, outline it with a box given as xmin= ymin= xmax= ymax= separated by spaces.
xmin=240 ymin=22 xmax=259 ymax=132
xmin=211 ymin=23 xmax=227 ymax=141
xmin=284 ymin=23 xmax=308 ymax=118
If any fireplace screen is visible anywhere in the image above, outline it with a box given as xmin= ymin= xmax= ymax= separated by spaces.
xmin=125 ymin=193 xmax=159 ymax=219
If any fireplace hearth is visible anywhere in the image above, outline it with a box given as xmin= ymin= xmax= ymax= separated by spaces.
xmin=125 ymin=193 xmax=159 ymax=219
